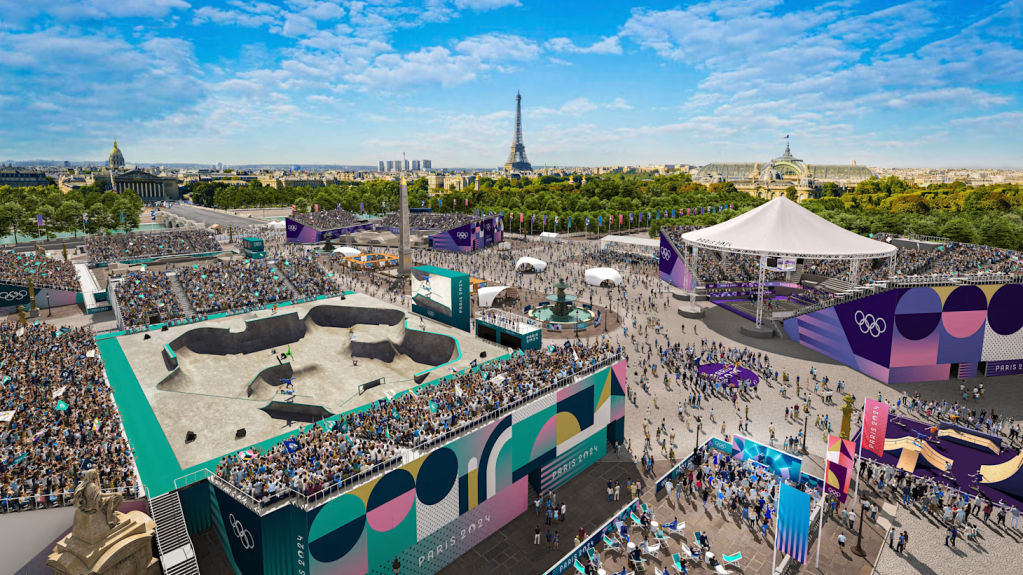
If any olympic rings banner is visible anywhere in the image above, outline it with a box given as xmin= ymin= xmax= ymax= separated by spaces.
xmin=658 ymin=231 xmax=696 ymax=292
xmin=0 ymin=284 xmax=80 ymax=315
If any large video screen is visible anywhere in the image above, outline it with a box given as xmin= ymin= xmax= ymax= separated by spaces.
xmin=412 ymin=268 xmax=452 ymax=317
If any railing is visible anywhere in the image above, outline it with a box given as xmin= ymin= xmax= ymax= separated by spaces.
xmin=174 ymin=468 xmax=211 ymax=490
xmin=898 ymin=234 xmax=948 ymax=244
xmin=475 ymin=309 xmax=542 ymax=335
xmin=209 ymin=353 xmax=624 ymax=514
xmin=0 ymin=485 xmax=140 ymax=513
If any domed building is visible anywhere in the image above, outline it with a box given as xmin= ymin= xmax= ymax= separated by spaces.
xmin=109 ymin=140 xmax=125 ymax=169
xmin=696 ymin=142 xmax=875 ymax=200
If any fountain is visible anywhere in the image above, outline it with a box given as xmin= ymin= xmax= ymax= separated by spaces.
xmin=526 ymin=277 xmax=596 ymax=328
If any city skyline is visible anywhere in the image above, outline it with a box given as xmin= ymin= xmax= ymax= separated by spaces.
xmin=1 ymin=0 xmax=1021 ymax=169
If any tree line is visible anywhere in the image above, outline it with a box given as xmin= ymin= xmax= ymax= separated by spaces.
xmin=0 ymin=183 xmax=143 ymax=243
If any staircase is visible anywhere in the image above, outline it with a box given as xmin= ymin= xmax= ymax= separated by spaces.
xmin=785 ymin=263 xmax=804 ymax=284
xmin=147 ymin=492 xmax=200 ymax=575
xmin=817 ymin=277 xmax=855 ymax=294
xmin=166 ymin=273 xmax=196 ymax=318
xmin=108 ymin=280 xmax=125 ymax=329
xmin=281 ymin=276 xmax=303 ymax=300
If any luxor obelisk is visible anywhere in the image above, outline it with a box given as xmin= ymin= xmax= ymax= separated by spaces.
xmin=398 ymin=174 xmax=411 ymax=275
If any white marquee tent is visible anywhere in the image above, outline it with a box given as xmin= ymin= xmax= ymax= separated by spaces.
xmin=515 ymin=257 xmax=548 ymax=272
xmin=678 ymin=196 xmax=897 ymax=325
xmin=477 ymin=286 xmax=517 ymax=308
xmin=268 ymin=220 xmax=286 ymax=230
xmin=585 ymin=267 xmax=623 ymax=287
xmin=333 ymin=246 xmax=362 ymax=257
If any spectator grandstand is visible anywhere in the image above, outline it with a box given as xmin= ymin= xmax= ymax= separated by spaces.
xmin=178 ymin=260 xmax=293 ymax=314
xmin=85 ymin=230 xmax=221 ymax=263
xmin=381 ymin=212 xmax=479 ymax=231
xmin=114 ymin=270 xmax=184 ymax=327
xmin=214 ymin=341 xmax=619 ymax=505
xmin=0 ymin=252 xmax=80 ymax=292
xmin=0 ymin=324 xmax=136 ymax=512
xmin=291 ymin=209 xmax=359 ymax=231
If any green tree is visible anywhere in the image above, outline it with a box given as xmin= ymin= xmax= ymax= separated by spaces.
xmin=938 ymin=218 xmax=979 ymax=244
xmin=821 ymin=182 xmax=841 ymax=197
xmin=0 ymin=203 xmax=28 ymax=244
xmin=785 ymin=187 xmax=798 ymax=202
xmin=55 ymin=200 xmax=85 ymax=237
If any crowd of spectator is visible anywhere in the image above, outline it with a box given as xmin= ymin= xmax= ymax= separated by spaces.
xmin=85 ymin=230 xmax=221 ymax=263
xmin=926 ymin=242 xmax=1020 ymax=277
xmin=178 ymin=260 xmax=293 ymax=313
xmin=114 ymin=270 xmax=184 ymax=327
xmin=291 ymin=209 xmax=359 ymax=231
xmin=0 ymin=324 xmax=136 ymax=512
xmin=381 ymin=212 xmax=480 ymax=231
xmin=279 ymin=256 xmax=342 ymax=298
xmin=0 ymin=252 xmax=79 ymax=292
xmin=214 ymin=341 xmax=620 ymax=504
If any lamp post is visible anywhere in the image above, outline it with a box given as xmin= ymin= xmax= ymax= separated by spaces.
xmin=801 ymin=397 xmax=809 ymax=454
xmin=852 ymin=499 xmax=868 ymax=557
xmin=47 ymin=293 xmax=51 ymax=317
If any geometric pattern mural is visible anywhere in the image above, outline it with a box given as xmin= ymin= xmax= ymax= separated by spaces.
xmin=785 ymin=283 xmax=1023 ymax=384
xmin=299 ymin=359 xmax=626 ymax=575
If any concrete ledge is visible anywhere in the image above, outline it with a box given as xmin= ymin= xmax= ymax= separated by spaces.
xmin=672 ymin=292 xmax=708 ymax=301
xmin=740 ymin=324 xmax=775 ymax=339
xmin=677 ymin=307 xmax=705 ymax=319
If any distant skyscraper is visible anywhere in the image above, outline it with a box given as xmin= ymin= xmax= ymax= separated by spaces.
xmin=422 ymin=160 xmax=432 ymax=170
xmin=403 ymin=159 xmax=410 ymax=171
xmin=386 ymin=160 xmax=394 ymax=171
xmin=217 ymin=162 xmax=223 ymax=171
xmin=394 ymin=159 xmax=403 ymax=172
xmin=504 ymin=91 xmax=532 ymax=172
xmin=379 ymin=161 xmax=385 ymax=172
xmin=411 ymin=160 xmax=421 ymax=171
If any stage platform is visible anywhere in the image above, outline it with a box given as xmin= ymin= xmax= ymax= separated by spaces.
xmin=713 ymin=296 xmax=805 ymax=323
xmin=98 ymin=293 xmax=503 ymax=497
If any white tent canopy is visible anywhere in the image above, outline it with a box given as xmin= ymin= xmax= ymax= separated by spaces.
xmin=333 ymin=246 xmax=361 ymax=257
xmin=599 ymin=235 xmax=659 ymax=250
xmin=267 ymin=220 xmax=286 ymax=230
xmin=516 ymin=257 xmax=547 ymax=272
xmin=585 ymin=267 xmax=623 ymax=287
xmin=680 ymin=197 xmax=897 ymax=260
xmin=478 ymin=286 xmax=511 ymax=308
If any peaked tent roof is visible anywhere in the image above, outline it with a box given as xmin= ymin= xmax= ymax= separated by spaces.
xmin=680 ymin=196 xmax=897 ymax=259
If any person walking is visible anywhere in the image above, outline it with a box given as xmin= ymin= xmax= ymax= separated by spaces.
xmin=546 ymin=530 xmax=552 ymax=551
xmin=888 ymin=527 xmax=896 ymax=549
xmin=534 ymin=526 xmax=541 ymax=545
xmin=838 ymin=533 xmax=847 ymax=550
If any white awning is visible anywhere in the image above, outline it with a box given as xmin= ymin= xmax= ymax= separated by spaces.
xmin=516 ymin=257 xmax=547 ymax=272
xmin=680 ymin=196 xmax=897 ymax=259
xmin=585 ymin=267 xmax=623 ymax=286
xmin=478 ymin=286 xmax=510 ymax=308
xmin=334 ymin=246 xmax=361 ymax=257
xmin=267 ymin=220 xmax=286 ymax=229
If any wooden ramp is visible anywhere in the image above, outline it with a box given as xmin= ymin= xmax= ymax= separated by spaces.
xmin=938 ymin=428 xmax=1000 ymax=455
xmin=896 ymin=447 xmax=921 ymax=472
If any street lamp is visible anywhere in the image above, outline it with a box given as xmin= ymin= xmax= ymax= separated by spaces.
xmin=801 ymin=398 xmax=809 ymax=454
xmin=47 ymin=293 xmax=51 ymax=317
xmin=851 ymin=499 xmax=869 ymax=557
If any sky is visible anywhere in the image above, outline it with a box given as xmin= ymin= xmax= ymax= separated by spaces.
xmin=1 ymin=0 xmax=1022 ymax=169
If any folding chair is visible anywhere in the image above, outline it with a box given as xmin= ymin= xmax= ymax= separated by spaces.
xmin=604 ymin=534 xmax=623 ymax=555
xmin=721 ymin=552 xmax=742 ymax=568
xmin=654 ymin=528 xmax=669 ymax=546
xmin=693 ymin=531 xmax=703 ymax=547
xmin=630 ymin=556 xmax=648 ymax=572
xmin=587 ymin=547 xmax=602 ymax=569
xmin=631 ymin=511 xmax=644 ymax=528
xmin=714 ymin=565 xmax=734 ymax=575
xmin=672 ymin=553 xmax=691 ymax=574
xmin=642 ymin=542 xmax=662 ymax=558
xmin=573 ymin=559 xmax=587 ymax=574
xmin=663 ymin=520 xmax=685 ymax=538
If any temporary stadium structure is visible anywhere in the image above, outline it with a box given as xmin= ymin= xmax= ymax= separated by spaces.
xmin=678 ymin=196 xmax=897 ymax=325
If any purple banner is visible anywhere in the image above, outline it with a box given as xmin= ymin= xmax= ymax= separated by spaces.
xmin=658 ymin=232 xmax=695 ymax=292
xmin=986 ymin=360 xmax=1023 ymax=377
xmin=707 ymin=289 xmax=776 ymax=299
xmin=285 ymin=218 xmax=318 ymax=243
xmin=697 ymin=363 xmax=760 ymax=388
xmin=705 ymin=281 xmax=802 ymax=289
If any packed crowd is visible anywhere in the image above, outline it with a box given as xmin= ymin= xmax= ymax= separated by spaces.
xmin=0 ymin=251 xmax=80 ymax=292
xmin=85 ymin=230 xmax=221 ymax=263
xmin=114 ymin=270 xmax=184 ymax=327
xmin=279 ymin=256 xmax=341 ymax=298
xmin=0 ymin=324 xmax=136 ymax=511
xmin=381 ymin=212 xmax=479 ymax=231
xmin=927 ymin=242 xmax=1020 ymax=276
xmin=214 ymin=342 xmax=620 ymax=504
xmin=178 ymin=260 xmax=293 ymax=313
xmin=291 ymin=208 xmax=359 ymax=230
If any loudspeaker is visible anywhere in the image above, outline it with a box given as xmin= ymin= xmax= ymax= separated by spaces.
xmin=235 ymin=428 xmax=246 ymax=440
xmin=185 ymin=431 xmax=197 ymax=444
xmin=161 ymin=325 xmax=169 ymax=332
xmin=143 ymin=334 xmax=151 ymax=340
xmin=480 ymin=351 xmax=487 ymax=358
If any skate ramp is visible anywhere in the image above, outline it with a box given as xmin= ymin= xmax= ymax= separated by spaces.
xmin=245 ymin=362 xmax=294 ymax=399
xmin=306 ymin=306 xmax=404 ymax=328
xmin=938 ymin=428 xmax=1000 ymax=455
xmin=260 ymin=401 xmax=333 ymax=424
xmin=884 ymin=437 xmax=952 ymax=471
xmin=350 ymin=327 xmax=457 ymax=367
xmin=980 ymin=452 xmax=1023 ymax=498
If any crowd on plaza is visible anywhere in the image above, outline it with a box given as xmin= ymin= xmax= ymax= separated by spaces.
xmin=114 ymin=270 xmax=184 ymax=327
xmin=0 ymin=251 xmax=80 ymax=292
xmin=85 ymin=230 xmax=221 ymax=263
xmin=213 ymin=341 xmax=620 ymax=505
xmin=381 ymin=212 xmax=479 ymax=231
xmin=0 ymin=323 xmax=136 ymax=512
xmin=291 ymin=208 xmax=359 ymax=230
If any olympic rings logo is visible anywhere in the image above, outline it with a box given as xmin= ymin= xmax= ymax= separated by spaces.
xmin=229 ymin=514 xmax=255 ymax=549
xmin=0 ymin=290 xmax=28 ymax=301
xmin=485 ymin=224 xmax=491 ymax=230
xmin=287 ymin=225 xmax=298 ymax=232
xmin=456 ymin=232 xmax=469 ymax=239
xmin=855 ymin=310 xmax=886 ymax=338
xmin=427 ymin=310 xmax=436 ymax=317
xmin=660 ymin=247 xmax=672 ymax=261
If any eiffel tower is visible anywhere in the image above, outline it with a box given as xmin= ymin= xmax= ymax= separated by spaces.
xmin=503 ymin=91 xmax=532 ymax=172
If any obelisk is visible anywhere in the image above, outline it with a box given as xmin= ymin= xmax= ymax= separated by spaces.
xmin=398 ymin=175 xmax=411 ymax=275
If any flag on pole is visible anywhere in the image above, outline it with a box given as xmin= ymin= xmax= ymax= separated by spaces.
xmin=314 ymin=204 xmax=319 ymax=212
xmin=360 ymin=202 xmax=364 ymax=212
xmin=465 ymin=198 xmax=469 ymax=206
xmin=862 ymin=398 xmax=890 ymax=458
xmin=520 ymin=213 xmax=524 ymax=223
xmin=777 ymin=483 xmax=811 ymax=564
xmin=619 ymin=214 xmax=623 ymax=225
xmin=825 ymin=435 xmax=855 ymax=503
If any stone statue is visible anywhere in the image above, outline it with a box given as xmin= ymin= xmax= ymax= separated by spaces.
xmin=73 ymin=469 xmax=124 ymax=528
xmin=18 ymin=305 xmax=26 ymax=324
xmin=29 ymin=278 xmax=37 ymax=310
xmin=47 ymin=470 xmax=159 ymax=575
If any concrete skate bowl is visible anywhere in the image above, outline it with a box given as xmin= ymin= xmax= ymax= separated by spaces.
xmin=260 ymin=401 xmax=333 ymax=424
xmin=350 ymin=327 xmax=457 ymax=384
xmin=166 ymin=304 xmax=406 ymax=357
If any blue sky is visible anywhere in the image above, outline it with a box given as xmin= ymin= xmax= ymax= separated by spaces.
xmin=1 ymin=0 xmax=1021 ymax=168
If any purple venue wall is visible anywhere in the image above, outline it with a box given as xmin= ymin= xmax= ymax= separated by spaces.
xmin=658 ymin=232 xmax=696 ymax=292
xmin=784 ymin=283 xmax=1023 ymax=384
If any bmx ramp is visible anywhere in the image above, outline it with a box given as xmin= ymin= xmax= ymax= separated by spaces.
xmin=938 ymin=428 xmax=1000 ymax=455
xmin=167 ymin=304 xmax=405 ymax=356
xmin=980 ymin=452 xmax=1023 ymax=498
xmin=884 ymin=437 xmax=953 ymax=471
xmin=351 ymin=327 xmax=456 ymax=367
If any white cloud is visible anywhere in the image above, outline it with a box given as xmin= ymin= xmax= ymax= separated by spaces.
xmin=453 ymin=0 xmax=521 ymax=11
xmin=454 ymin=33 xmax=541 ymax=62
xmin=949 ymin=111 xmax=1023 ymax=128
xmin=606 ymin=97 xmax=633 ymax=110
xmin=0 ymin=0 xmax=190 ymax=24
xmin=527 ymin=97 xmax=632 ymax=118
xmin=546 ymin=36 xmax=622 ymax=55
